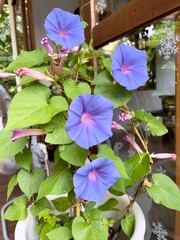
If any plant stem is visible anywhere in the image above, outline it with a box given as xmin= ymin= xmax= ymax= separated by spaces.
xmin=76 ymin=199 xmax=80 ymax=217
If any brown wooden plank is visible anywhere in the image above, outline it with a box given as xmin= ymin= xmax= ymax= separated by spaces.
xmin=92 ymin=0 xmax=180 ymax=47
xmin=27 ymin=0 xmax=36 ymax=50
xmin=21 ymin=0 xmax=30 ymax=50
xmin=175 ymin=12 xmax=180 ymax=240
xmin=80 ymin=0 xmax=99 ymax=44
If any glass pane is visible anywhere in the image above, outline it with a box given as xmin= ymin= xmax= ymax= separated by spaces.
xmin=96 ymin=0 xmax=132 ymax=21
xmin=100 ymin=12 xmax=179 ymax=239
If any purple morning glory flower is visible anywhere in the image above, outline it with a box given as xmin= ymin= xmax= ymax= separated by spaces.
xmin=44 ymin=8 xmax=85 ymax=49
xmin=111 ymin=44 xmax=149 ymax=90
xmin=73 ymin=158 xmax=120 ymax=202
xmin=66 ymin=94 xmax=114 ymax=149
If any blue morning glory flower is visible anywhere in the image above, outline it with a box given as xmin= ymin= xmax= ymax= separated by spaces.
xmin=44 ymin=8 xmax=85 ymax=49
xmin=66 ymin=94 xmax=114 ymax=149
xmin=111 ymin=44 xmax=149 ymax=90
xmin=73 ymin=158 xmax=120 ymax=202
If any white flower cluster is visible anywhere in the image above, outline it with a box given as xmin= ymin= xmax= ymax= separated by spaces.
xmin=158 ymin=33 xmax=180 ymax=60
xmin=96 ymin=0 xmax=107 ymax=15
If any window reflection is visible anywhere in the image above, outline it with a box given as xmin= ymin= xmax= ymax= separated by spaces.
xmin=100 ymin=12 xmax=179 ymax=240
xmin=96 ymin=0 xmax=132 ymax=21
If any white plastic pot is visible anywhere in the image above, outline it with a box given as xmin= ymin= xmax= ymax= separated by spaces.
xmin=14 ymin=193 xmax=146 ymax=240
xmin=97 ymin=192 xmax=146 ymax=240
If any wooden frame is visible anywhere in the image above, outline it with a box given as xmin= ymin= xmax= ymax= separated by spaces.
xmin=21 ymin=0 xmax=35 ymax=50
xmin=175 ymin=12 xmax=180 ymax=240
xmin=81 ymin=0 xmax=180 ymax=48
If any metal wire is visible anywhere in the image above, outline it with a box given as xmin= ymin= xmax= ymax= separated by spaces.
xmin=1 ymin=200 xmax=13 ymax=240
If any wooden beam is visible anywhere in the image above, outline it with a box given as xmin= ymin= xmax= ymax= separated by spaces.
xmin=80 ymin=0 xmax=98 ymax=44
xmin=92 ymin=0 xmax=180 ymax=47
xmin=175 ymin=12 xmax=180 ymax=240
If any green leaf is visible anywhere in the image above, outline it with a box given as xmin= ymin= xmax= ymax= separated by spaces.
xmin=63 ymin=78 xmax=91 ymax=100
xmin=6 ymin=84 xmax=68 ymax=129
xmin=17 ymin=167 xmax=45 ymax=200
xmin=59 ymin=142 xmax=88 ymax=166
xmin=109 ymin=178 xmax=126 ymax=196
xmin=82 ymin=201 xmax=96 ymax=211
xmin=92 ymin=70 xmax=133 ymax=108
xmin=4 ymin=48 xmax=49 ymax=71
xmin=37 ymin=162 xmax=73 ymax=200
xmin=101 ymin=57 xmax=111 ymax=72
xmin=134 ymin=109 xmax=168 ymax=136
xmin=46 ymin=226 xmax=72 ymax=240
xmin=146 ymin=173 xmax=180 ymax=211
xmin=121 ymin=212 xmax=135 ymax=237
xmin=40 ymin=223 xmax=54 ymax=240
xmin=30 ymin=198 xmax=52 ymax=217
xmin=72 ymin=209 xmax=109 ymax=240
xmin=3 ymin=196 xmax=28 ymax=221
xmin=97 ymin=198 xmax=119 ymax=211
xmin=15 ymin=147 xmax=32 ymax=171
xmin=41 ymin=114 xmax=72 ymax=145
xmin=52 ymin=196 xmax=69 ymax=212
xmin=124 ymin=153 xmax=150 ymax=188
xmin=7 ymin=175 xmax=17 ymax=200
xmin=0 ymin=129 xmax=27 ymax=160
xmin=97 ymin=144 xmax=128 ymax=179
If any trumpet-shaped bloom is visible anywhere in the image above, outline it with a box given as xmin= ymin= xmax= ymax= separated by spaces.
xmin=11 ymin=128 xmax=46 ymax=142
xmin=152 ymin=153 xmax=177 ymax=161
xmin=44 ymin=8 xmax=85 ymax=49
xmin=0 ymin=72 xmax=15 ymax=78
xmin=16 ymin=68 xmax=53 ymax=81
xmin=73 ymin=158 xmax=120 ymax=202
xmin=41 ymin=37 xmax=53 ymax=54
xmin=123 ymin=134 xmax=143 ymax=153
xmin=66 ymin=94 xmax=114 ymax=149
xmin=111 ymin=44 xmax=149 ymax=90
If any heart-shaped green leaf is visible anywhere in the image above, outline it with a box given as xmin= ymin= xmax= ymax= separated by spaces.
xmin=17 ymin=167 xmax=45 ymax=200
xmin=64 ymin=78 xmax=91 ymax=100
xmin=4 ymin=48 xmax=49 ymax=71
xmin=135 ymin=109 xmax=168 ymax=136
xmin=0 ymin=129 xmax=27 ymax=160
xmin=7 ymin=175 xmax=17 ymax=200
xmin=97 ymin=198 xmax=119 ymax=211
xmin=59 ymin=142 xmax=88 ymax=166
xmin=92 ymin=70 xmax=133 ymax=108
xmin=30 ymin=197 xmax=52 ymax=217
xmin=146 ymin=173 xmax=180 ymax=211
xmin=41 ymin=114 xmax=72 ymax=145
xmin=72 ymin=209 xmax=108 ymax=240
xmin=121 ymin=212 xmax=135 ymax=237
xmin=46 ymin=226 xmax=72 ymax=240
xmin=15 ymin=147 xmax=32 ymax=171
xmin=3 ymin=196 xmax=28 ymax=221
xmin=37 ymin=162 xmax=73 ymax=200
xmin=6 ymin=84 xmax=68 ymax=129
xmin=124 ymin=153 xmax=150 ymax=187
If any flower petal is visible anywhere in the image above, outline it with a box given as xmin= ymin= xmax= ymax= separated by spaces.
xmin=66 ymin=94 xmax=114 ymax=149
xmin=44 ymin=8 xmax=85 ymax=49
xmin=73 ymin=158 xmax=120 ymax=202
xmin=111 ymin=44 xmax=149 ymax=90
